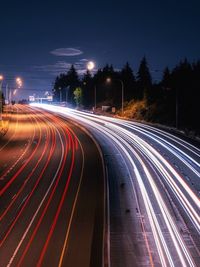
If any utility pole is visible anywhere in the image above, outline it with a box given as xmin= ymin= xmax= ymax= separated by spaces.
xmin=106 ymin=78 xmax=124 ymax=115
xmin=94 ymin=85 xmax=97 ymax=110
xmin=119 ymin=79 xmax=124 ymax=116
xmin=0 ymin=75 xmax=3 ymax=121
xmin=176 ymin=86 xmax=179 ymax=129
xmin=59 ymin=87 xmax=62 ymax=103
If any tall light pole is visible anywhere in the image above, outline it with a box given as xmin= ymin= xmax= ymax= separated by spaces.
xmin=94 ymin=85 xmax=97 ymax=110
xmin=9 ymin=77 xmax=23 ymax=103
xmin=59 ymin=87 xmax=62 ymax=103
xmin=6 ymin=84 xmax=9 ymax=104
xmin=16 ymin=77 xmax=23 ymax=89
xmin=176 ymin=86 xmax=179 ymax=129
xmin=106 ymin=77 xmax=124 ymax=116
xmin=0 ymin=75 xmax=4 ymax=121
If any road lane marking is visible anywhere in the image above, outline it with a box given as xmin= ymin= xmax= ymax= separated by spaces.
xmin=6 ymin=123 xmax=64 ymax=267
xmin=58 ymin=134 xmax=84 ymax=267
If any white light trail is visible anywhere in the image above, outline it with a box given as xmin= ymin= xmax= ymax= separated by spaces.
xmin=30 ymin=103 xmax=199 ymax=267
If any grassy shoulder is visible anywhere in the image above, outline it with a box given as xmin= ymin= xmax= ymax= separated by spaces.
xmin=116 ymin=99 xmax=200 ymax=142
xmin=119 ymin=99 xmax=168 ymax=123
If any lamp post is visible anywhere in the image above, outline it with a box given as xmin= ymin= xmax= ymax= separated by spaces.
xmin=106 ymin=77 xmax=124 ymax=115
xmin=176 ymin=86 xmax=179 ymax=129
xmin=94 ymin=85 xmax=97 ymax=110
xmin=0 ymin=75 xmax=4 ymax=121
xmin=10 ymin=77 xmax=23 ymax=103
xmin=6 ymin=84 xmax=9 ymax=104
xmin=16 ymin=77 xmax=23 ymax=88
xmin=59 ymin=87 xmax=62 ymax=103
xmin=0 ymin=76 xmax=23 ymax=117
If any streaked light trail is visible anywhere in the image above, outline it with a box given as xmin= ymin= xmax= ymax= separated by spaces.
xmin=31 ymin=103 xmax=200 ymax=267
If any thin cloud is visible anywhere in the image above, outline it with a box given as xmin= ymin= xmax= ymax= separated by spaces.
xmin=33 ymin=61 xmax=71 ymax=75
xmin=80 ymin=58 xmax=89 ymax=62
xmin=50 ymin=48 xmax=83 ymax=56
xmin=34 ymin=59 xmax=97 ymax=76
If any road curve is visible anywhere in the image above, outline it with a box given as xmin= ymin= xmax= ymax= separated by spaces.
xmin=33 ymin=104 xmax=200 ymax=267
xmin=0 ymin=105 xmax=105 ymax=267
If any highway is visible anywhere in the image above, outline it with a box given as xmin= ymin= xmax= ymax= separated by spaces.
xmin=0 ymin=105 xmax=105 ymax=267
xmin=33 ymin=104 xmax=200 ymax=267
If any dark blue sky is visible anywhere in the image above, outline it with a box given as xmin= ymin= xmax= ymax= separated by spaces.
xmin=0 ymin=0 xmax=200 ymax=99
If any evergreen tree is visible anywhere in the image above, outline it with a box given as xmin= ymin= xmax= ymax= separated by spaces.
xmin=51 ymin=58 xmax=200 ymax=134
xmin=120 ymin=62 xmax=136 ymax=101
xmin=93 ymin=65 xmax=117 ymax=105
xmin=66 ymin=65 xmax=80 ymax=104
xmin=170 ymin=59 xmax=192 ymax=128
xmin=191 ymin=60 xmax=200 ymax=131
xmin=53 ymin=74 xmax=67 ymax=102
xmin=137 ymin=57 xmax=152 ymax=101
xmin=162 ymin=67 xmax=171 ymax=89
xmin=53 ymin=65 xmax=79 ymax=104
xmin=82 ymin=70 xmax=94 ymax=107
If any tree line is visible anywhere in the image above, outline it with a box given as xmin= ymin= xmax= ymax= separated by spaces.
xmin=53 ymin=57 xmax=200 ymax=134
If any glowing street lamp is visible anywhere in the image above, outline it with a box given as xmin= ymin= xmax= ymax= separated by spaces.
xmin=5 ymin=77 xmax=24 ymax=105
xmin=16 ymin=77 xmax=23 ymax=88
xmin=106 ymin=77 xmax=111 ymax=83
xmin=106 ymin=77 xmax=124 ymax=115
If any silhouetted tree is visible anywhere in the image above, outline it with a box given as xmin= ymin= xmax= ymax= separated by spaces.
xmin=120 ymin=62 xmax=136 ymax=101
xmin=53 ymin=74 xmax=65 ymax=101
xmin=81 ymin=70 xmax=94 ymax=107
xmin=53 ymin=65 xmax=79 ymax=104
xmin=66 ymin=65 xmax=80 ymax=104
xmin=52 ymin=58 xmax=200 ymax=134
xmin=136 ymin=57 xmax=152 ymax=101
xmin=93 ymin=65 xmax=117 ymax=105
xmin=169 ymin=59 xmax=192 ymax=128
xmin=162 ymin=67 xmax=171 ymax=89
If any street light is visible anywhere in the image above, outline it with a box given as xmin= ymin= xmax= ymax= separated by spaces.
xmin=0 ymin=76 xmax=23 ymax=115
xmin=16 ymin=77 xmax=23 ymax=88
xmin=0 ymin=75 xmax=4 ymax=120
xmin=8 ymin=77 xmax=23 ymax=104
xmin=59 ymin=87 xmax=62 ymax=103
xmin=106 ymin=77 xmax=124 ymax=116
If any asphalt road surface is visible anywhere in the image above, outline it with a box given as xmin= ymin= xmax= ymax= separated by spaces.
xmin=0 ymin=105 xmax=105 ymax=267
xmin=34 ymin=104 xmax=200 ymax=267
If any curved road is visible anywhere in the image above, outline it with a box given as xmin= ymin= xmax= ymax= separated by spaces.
xmin=0 ymin=105 xmax=105 ymax=267
xmin=34 ymin=104 xmax=200 ymax=267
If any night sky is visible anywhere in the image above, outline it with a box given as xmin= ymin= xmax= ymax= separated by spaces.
xmin=0 ymin=0 xmax=200 ymax=99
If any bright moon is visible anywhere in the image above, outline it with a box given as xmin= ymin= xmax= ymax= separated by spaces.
xmin=87 ymin=61 xmax=95 ymax=70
